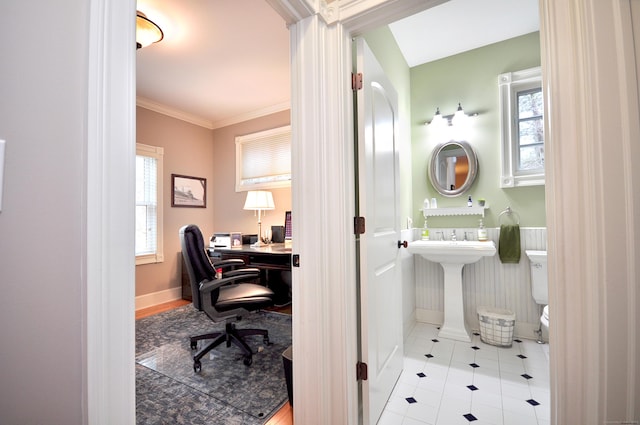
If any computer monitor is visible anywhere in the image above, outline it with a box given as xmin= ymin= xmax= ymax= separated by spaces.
xmin=284 ymin=211 xmax=292 ymax=241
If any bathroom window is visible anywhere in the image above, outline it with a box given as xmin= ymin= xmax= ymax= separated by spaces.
xmin=499 ymin=67 xmax=545 ymax=187
xmin=235 ymin=125 xmax=291 ymax=192
xmin=136 ymin=143 xmax=164 ymax=265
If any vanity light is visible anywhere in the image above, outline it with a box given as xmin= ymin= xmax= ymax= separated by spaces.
xmin=425 ymin=103 xmax=478 ymax=127
xmin=451 ymin=103 xmax=468 ymax=127
xmin=429 ymin=107 xmax=446 ymax=128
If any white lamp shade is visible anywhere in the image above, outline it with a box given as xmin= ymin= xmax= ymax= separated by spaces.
xmin=243 ymin=190 xmax=275 ymax=210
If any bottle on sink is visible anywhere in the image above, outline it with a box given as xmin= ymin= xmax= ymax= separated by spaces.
xmin=477 ymin=219 xmax=488 ymax=241
xmin=422 ymin=218 xmax=430 ymax=240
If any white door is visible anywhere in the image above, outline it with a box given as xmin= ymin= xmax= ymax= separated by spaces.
xmin=355 ymin=38 xmax=404 ymax=425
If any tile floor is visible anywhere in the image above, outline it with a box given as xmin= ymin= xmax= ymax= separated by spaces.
xmin=379 ymin=322 xmax=550 ymax=425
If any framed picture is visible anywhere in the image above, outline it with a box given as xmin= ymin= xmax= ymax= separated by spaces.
xmin=171 ymin=174 xmax=206 ymax=208
xmin=230 ymin=232 xmax=242 ymax=248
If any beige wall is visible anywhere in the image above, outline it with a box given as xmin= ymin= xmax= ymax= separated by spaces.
xmin=210 ymin=110 xmax=292 ymax=235
xmin=135 ymin=107 xmax=291 ymax=297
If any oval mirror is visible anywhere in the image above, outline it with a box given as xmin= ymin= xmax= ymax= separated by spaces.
xmin=428 ymin=140 xmax=478 ymax=197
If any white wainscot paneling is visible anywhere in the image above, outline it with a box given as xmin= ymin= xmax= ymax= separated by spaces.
xmin=414 ymin=227 xmax=547 ymax=340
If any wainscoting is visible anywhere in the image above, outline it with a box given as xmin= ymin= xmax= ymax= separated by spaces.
xmin=413 ymin=227 xmax=547 ymax=339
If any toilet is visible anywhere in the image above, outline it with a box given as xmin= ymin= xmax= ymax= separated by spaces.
xmin=525 ymin=250 xmax=548 ymax=342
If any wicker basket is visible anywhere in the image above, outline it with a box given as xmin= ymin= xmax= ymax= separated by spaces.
xmin=477 ymin=306 xmax=516 ymax=347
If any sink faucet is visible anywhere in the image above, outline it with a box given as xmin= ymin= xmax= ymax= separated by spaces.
xmin=451 ymin=230 xmax=457 ymax=241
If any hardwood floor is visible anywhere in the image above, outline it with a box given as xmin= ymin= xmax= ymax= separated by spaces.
xmin=135 ymin=299 xmax=294 ymax=425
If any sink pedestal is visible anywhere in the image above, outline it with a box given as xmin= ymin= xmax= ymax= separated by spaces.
xmin=407 ymin=240 xmax=497 ymax=343
xmin=438 ymin=263 xmax=471 ymax=342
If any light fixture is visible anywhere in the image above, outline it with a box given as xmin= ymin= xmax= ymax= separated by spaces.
xmin=243 ymin=190 xmax=275 ymax=247
xmin=429 ymin=107 xmax=446 ymax=129
xmin=426 ymin=103 xmax=478 ymax=127
xmin=451 ymin=103 xmax=468 ymax=127
xmin=136 ymin=11 xmax=163 ymax=49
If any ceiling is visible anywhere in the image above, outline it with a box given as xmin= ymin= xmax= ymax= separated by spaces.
xmin=136 ymin=0 xmax=539 ymax=130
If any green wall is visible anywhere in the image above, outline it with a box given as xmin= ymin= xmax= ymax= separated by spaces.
xmin=411 ymin=32 xmax=544 ymax=228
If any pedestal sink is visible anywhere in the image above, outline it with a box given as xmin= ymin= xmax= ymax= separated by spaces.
xmin=408 ymin=240 xmax=497 ymax=342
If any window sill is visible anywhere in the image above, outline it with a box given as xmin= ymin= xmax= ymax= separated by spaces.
xmin=136 ymin=253 xmax=164 ymax=266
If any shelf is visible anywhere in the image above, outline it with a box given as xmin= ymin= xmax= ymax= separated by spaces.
xmin=422 ymin=206 xmax=488 ymax=218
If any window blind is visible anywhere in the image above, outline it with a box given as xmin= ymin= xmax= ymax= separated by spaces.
xmin=236 ymin=125 xmax=291 ymax=191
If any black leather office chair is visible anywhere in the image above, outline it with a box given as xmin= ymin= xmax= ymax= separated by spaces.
xmin=180 ymin=224 xmax=275 ymax=372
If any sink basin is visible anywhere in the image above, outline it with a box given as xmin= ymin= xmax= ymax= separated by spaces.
xmin=408 ymin=239 xmax=497 ymax=342
xmin=407 ymin=240 xmax=497 ymax=264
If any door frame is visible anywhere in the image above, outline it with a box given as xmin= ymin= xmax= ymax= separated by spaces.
xmin=88 ymin=0 xmax=639 ymax=423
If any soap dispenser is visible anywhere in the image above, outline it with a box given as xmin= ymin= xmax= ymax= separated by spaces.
xmin=477 ymin=218 xmax=488 ymax=241
xmin=422 ymin=218 xmax=430 ymax=240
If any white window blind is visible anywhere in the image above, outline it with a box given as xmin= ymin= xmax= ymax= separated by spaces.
xmin=136 ymin=143 xmax=164 ymax=265
xmin=235 ymin=125 xmax=291 ymax=191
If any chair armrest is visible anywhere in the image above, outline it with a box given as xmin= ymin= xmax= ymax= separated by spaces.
xmin=211 ymin=258 xmax=246 ymax=269
xmin=199 ymin=270 xmax=260 ymax=296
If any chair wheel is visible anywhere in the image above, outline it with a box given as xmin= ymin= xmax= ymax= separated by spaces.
xmin=194 ymin=361 xmax=202 ymax=373
xmin=243 ymin=356 xmax=253 ymax=366
xmin=190 ymin=341 xmax=197 ymax=350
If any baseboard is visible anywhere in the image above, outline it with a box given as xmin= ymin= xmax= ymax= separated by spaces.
xmin=135 ymin=287 xmax=183 ymax=311
xmin=416 ymin=308 xmax=444 ymax=326
xmin=415 ymin=308 xmax=541 ymax=341
xmin=403 ymin=310 xmax=417 ymax=340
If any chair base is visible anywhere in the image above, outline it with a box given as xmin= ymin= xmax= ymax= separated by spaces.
xmin=190 ymin=322 xmax=270 ymax=372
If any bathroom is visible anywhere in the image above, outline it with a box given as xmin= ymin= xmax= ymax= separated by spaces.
xmin=365 ymin=19 xmax=551 ymax=425
xmin=408 ymin=26 xmax=546 ymax=340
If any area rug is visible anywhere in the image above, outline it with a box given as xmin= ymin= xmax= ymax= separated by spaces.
xmin=136 ymin=305 xmax=291 ymax=424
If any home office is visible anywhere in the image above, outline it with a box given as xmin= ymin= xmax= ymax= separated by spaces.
xmin=134 ymin=107 xmax=294 ymax=423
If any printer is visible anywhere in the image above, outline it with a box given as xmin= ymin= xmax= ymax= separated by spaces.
xmin=210 ymin=233 xmax=231 ymax=249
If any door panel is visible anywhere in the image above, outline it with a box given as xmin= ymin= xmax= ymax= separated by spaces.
xmin=356 ymin=38 xmax=404 ymax=425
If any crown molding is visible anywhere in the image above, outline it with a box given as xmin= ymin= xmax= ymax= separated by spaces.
xmin=136 ymin=97 xmax=290 ymax=130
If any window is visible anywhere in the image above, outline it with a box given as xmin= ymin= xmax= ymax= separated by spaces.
xmin=136 ymin=143 xmax=164 ymax=265
xmin=499 ymin=67 xmax=545 ymax=187
xmin=235 ymin=125 xmax=291 ymax=191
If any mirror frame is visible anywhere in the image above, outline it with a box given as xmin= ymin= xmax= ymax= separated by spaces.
xmin=428 ymin=140 xmax=479 ymax=197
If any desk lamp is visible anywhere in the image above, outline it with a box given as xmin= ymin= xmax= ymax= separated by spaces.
xmin=243 ymin=190 xmax=275 ymax=247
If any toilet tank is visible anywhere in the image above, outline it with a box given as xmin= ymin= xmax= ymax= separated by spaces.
xmin=525 ymin=250 xmax=548 ymax=305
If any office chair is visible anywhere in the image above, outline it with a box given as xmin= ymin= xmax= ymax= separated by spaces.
xmin=180 ymin=224 xmax=275 ymax=372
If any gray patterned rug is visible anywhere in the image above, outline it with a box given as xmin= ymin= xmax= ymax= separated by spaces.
xmin=136 ymin=305 xmax=291 ymax=424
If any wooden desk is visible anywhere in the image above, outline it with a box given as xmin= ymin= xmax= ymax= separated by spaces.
xmin=210 ymin=243 xmax=292 ymax=271
xmin=181 ymin=243 xmax=292 ymax=305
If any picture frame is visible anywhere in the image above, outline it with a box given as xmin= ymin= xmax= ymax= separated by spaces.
xmin=171 ymin=174 xmax=206 ymax=208
xmin=230 ymin=232 xmax=242 ymax=248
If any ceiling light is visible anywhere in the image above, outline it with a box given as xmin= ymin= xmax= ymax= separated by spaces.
xmin=136 ymin=11 xmax=163 ymax=49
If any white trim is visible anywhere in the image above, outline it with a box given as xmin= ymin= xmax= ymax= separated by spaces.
xmin=135 ymin=143 xmax=164 ymax=265
xmin=87 ymin=0 xmax=136 ymax=423
xmin=541 ymin=0 xmax=640 ymax=423
xmin=137 ymin=96 xmax=290 ymax=130
xmin=289 ymin=14 xmax=359 ymax=424
xmin=498 ymin=66 xmax=545 ymax=188
xmin=135 ymin=287 xmax=183 ymax=311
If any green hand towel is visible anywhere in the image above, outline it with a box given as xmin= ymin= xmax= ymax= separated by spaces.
xmin=498 ymin=224 xmax=521 ymax=263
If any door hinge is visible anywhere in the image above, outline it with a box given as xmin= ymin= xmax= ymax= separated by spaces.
xmin=352 ymin=72 xmax=363 ymax=91
xmin=354 ymin=216 xmax=366 ymax=235
xmin=356 ymin=361 xmax=368 ymax=381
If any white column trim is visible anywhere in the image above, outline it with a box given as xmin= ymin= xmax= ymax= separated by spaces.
xmin=540 ymin=0 xmax=639 ymax=423
xmin=87 ymin=0 xmax=136 ymax=423
xmin=289 ymin=14 xmax=359 ymax=424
